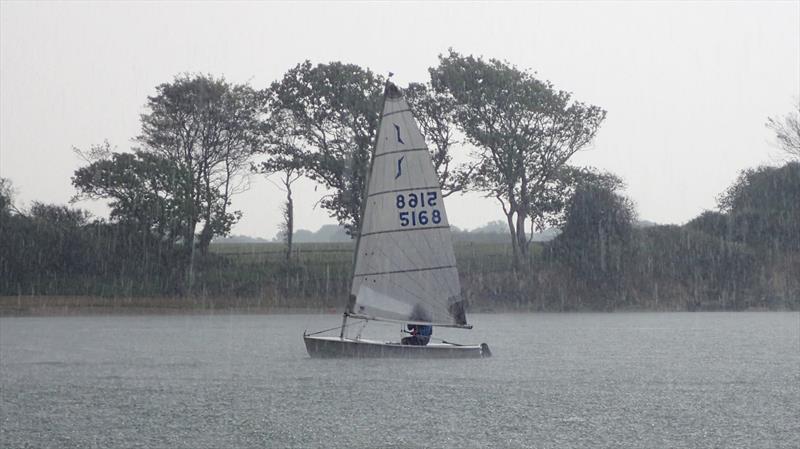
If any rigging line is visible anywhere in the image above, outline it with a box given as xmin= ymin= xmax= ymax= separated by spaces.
xmin=304 ymin=320 xmax=362 ymax=337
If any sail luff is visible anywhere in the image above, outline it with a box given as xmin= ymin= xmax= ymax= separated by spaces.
xmin=345 ymin=81 xmax=392 ymax=315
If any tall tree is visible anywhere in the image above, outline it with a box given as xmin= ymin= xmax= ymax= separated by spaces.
xmin=766 ymin=101 xmax=800 ymax=160
xmin=254 ymin=109 xmax=305 ymax=261
xmin=268 ymin=61 xmax=384 ymax=236
xmin=137 ymin=74 xmax=266 ymax=290
xmin=430 ymin=50 xmax=607 ymax=267
xmin=72 ymin=142 xmax=188 ymax=243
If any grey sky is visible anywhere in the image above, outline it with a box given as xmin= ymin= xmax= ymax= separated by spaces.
xmin=1 ymin=1 xmax=798 ymax=239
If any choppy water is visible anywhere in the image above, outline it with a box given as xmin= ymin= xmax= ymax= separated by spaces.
xmin=1 ymin=312 xmax=798 ymax=448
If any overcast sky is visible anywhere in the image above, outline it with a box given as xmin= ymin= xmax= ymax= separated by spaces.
xmin=2 ymin=1 xmax=798 ymax=239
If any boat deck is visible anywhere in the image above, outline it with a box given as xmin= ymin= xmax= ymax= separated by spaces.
xmin=304 ymin=335 xmax=491 ymax=359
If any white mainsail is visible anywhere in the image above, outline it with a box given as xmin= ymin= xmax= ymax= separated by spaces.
xmin=347 ymin=82 xmax=468 ymax=327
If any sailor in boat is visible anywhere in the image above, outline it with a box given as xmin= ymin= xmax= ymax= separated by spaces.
xmin=402 ymin=323 xmax=432 ymax=346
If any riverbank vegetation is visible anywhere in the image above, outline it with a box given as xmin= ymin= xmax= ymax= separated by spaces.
xmin=1 ymin=52 xmax=798 ymax=314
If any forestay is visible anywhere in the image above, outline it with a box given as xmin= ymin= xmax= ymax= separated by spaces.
xmin=347 ymin=83 xmax=468 ymax=327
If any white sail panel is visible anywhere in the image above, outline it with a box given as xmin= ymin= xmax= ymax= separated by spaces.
xmin=349 ymin=83 xmax=467 ymax=326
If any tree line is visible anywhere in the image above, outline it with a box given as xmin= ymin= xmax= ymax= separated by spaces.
xmin=0 ymin=51 xmax=798 ymax=310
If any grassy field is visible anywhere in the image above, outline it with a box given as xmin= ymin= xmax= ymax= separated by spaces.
xmin=200 ymin=240 xmax=543 ymax=312
xmin=210 ymin=240 xmax=523 ymax=272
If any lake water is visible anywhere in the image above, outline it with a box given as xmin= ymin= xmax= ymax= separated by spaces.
xmin=1 ymin=312 xmax=798 ymax=448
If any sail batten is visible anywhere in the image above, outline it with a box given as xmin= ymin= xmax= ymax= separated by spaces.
xmin=381 ymin=108 xmax=412 ymax=117
xmin=360 ymin=225 xmax=450 ymax=238
xmin=349 ymin=82 xmax=467 ymax=327
xmin=373 ymin=147 xmax=428 ymax=158
xmin=368 ymin=185 xmax=442 ymax=197
xmin=355 ymin=264 xmax=457 ymax=277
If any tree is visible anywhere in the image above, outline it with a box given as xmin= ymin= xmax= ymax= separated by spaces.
xmin=531 ymin=166 xmax=624 ymax=237
xmin=0 ymin=177 xmax=17 ymax=217
xmin=766 ymin=101 xmax=800 ymax=160
xmin=138 ymin=74 xmax=266 ymax=257
xmin=254 ymin=108 xmax=305 ymax=262
xmin=717 ymin=162 xmax=800 ymax=253
xmin=268 ymin=61 xmax=384 ymax=236
xmin=430 ymin=50 xmax=607 ymax=267
xmin=555 ymin=182 xmax=636 ymax=308
xmin=72 ymin=142 xmax=189 ymax=243
xmin=275 ymin=169 xmax=302 ymax=262
xmin=137 ymin=74 xmax=266 ymax=292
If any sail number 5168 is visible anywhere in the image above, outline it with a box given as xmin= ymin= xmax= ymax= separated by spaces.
xmin=396 ymin=192 xmax=442 ymax=227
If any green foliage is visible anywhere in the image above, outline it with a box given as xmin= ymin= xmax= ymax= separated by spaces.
xmin=72 ymin=146 xmax=189 ymax=242
xmin=0 ymin=201 xmax=183 ymax=296
xmin=268 ymin=61 xmax=384 ymax=235
xmin=138 ymin=74 xmax=266 ymax=253
xmin=430 ymin=50 xmax=607 ymax=265
xmin=552 ymin=182 xmax=636 ymax=306
xmin=685 ymin=210 xmax=728 ymax=238
xmin=629 ymin=225 xmax=757 ymax=310
xmin=717 ymin=162 xmax=800 ymax=253
xmin=535 ymin=166 xmax=625 ymax=231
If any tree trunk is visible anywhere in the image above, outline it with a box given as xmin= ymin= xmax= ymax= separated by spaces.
xmin=505 ymin=210 xmax=520 ymax=270
xmin=515 ymin=212 xmax=528 ymax=260
xmin=197 ymin=221 xmax=213 ymax=256
xmin=284 ymin=179 xmax=294 ymax=263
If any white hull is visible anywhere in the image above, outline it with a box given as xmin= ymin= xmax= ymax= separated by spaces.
xmin=303 ymin=335 xmax=491 ymax=359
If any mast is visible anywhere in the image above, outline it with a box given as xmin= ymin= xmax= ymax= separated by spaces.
xmin=341 ymin=76 xmax=394 ymax=339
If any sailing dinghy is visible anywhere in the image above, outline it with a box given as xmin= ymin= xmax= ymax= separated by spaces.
xmin=303 ymin=80 xmax=491 ymax=359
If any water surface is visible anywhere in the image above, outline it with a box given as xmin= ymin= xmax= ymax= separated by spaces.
xmin=1 ymin=312 xmax=798 ymax=448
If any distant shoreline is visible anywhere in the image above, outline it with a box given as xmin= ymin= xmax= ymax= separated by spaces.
xmin=0 ymin=296 xmax=342 ymax=317
xmin=1 ymin=295 xmax=793 ymax=317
